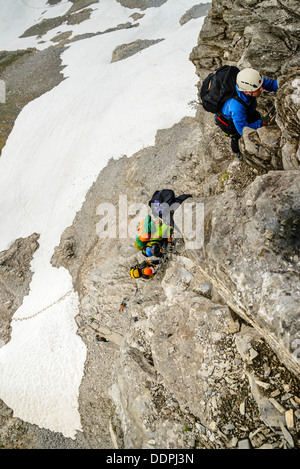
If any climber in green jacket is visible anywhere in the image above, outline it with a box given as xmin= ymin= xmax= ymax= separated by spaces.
xmin=135 ymin=215 xmax=173 ymax=258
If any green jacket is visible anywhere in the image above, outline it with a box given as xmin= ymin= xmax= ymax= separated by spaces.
xmin=135 ymin=215 xmax=172 ymax=250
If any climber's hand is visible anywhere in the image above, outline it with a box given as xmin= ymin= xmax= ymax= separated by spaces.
xmin=262 ymin=109 xmax=276 ymax=126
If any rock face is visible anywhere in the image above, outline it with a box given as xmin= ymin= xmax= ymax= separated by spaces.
xmin=0 ymin=47 xmax=65 ymax=155
xmin=20 ymin=0 xmax=98 ymax=38
xmin=190 ymin=170 xmax=300 ymax=377
xmin=110 ymin=252 xmax=299 ymax=449
xmin=51 ymin=120 xmax=299 ymax=449
xmin=179 ymin=3 xmax=211 ymax=25
xmin=104 ymin=0 xmax=300 ymax=449
xmin=188 ymin=0 xmax=300 ymax=378
xmin=0 ymin=234 xmax=40 ymax=345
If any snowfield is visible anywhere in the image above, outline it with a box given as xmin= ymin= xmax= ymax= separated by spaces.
xmin=0 ymin=0 xmax=205 ymax=438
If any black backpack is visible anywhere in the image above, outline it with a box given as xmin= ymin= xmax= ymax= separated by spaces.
xmin=148 ymin=189 xmax=175 ymax=220
xmin=200 ymin=65 xmax=241 ymax=114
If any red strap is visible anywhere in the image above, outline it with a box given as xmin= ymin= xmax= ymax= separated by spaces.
xmin=217 ymin=116 xmax=229 ymax=127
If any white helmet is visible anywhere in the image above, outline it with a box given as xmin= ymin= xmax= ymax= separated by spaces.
xmin=236 ymin=68 xmax=263 ymax=92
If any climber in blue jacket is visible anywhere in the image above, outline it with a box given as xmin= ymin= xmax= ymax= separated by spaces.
xmin=215 ymin=68 xmax=278 ymax=159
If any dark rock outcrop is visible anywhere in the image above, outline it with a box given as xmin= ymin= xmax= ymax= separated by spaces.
xmin=116 ymin=0 xmax=168 ymax=9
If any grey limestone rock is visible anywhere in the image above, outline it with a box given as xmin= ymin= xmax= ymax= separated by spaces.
xmin=116 ymin=0 xmax=168 ymax=10
xmin=1 ymin=0 xmax=299 ymax=451
xmin=190 ymin=0 xmax=300 ymax=171
xmin=179 ymin=3 xmax=211 ymax=26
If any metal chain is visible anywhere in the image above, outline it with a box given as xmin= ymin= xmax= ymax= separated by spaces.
xmin=12 ymin=290 xmax=73 ymax=322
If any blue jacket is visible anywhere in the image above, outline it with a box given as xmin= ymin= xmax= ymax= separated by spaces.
xmin=220 ymin=78 xmax=278 ymax=135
